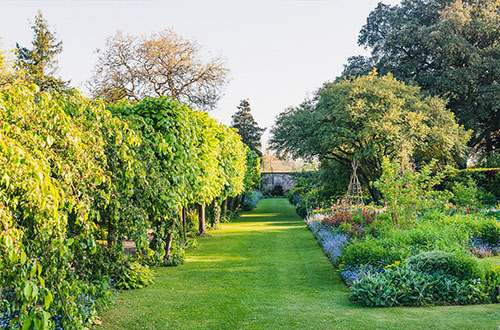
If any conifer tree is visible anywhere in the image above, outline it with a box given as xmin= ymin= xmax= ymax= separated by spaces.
xmin=16 ymin=11 xmax=67 ymax=91
xmin=231 ymin=99 xmax=265 ymax=156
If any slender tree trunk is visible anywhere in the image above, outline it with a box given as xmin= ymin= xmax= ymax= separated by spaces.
xmin=198 ymin=204 xmax=206 ymax=235
xmin=234 ymin=195 xmax=240 ymax=209
xmin=229 ymin=196 xmax=234 ymax=211
xmin=240 ymin=194 xmax=246 ymax=208
xmin=222 ymin=199 xmax=228 ymax=218
xmin=182 ymin=207 xmax=187 ymax=242
xmin=107 ymin=216 xmax=116 ymax=250
xmin=359 ymin=170 xmax=381 ymax=204
xmin=210 ymin=200 xmax=216 ymax=227
xmin=213 ymin=200 xmax=221 ymax=227
xmin=164 ymin=218 xmax=176 ymax=260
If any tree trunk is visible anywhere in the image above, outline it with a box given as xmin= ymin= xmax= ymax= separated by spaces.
xmin=359 ymin=170 xmax=381 ymax=204
xmin=198 ymin=204 xmax=206 ymax=235
xmin=222 ymin=199 xmax=228 ymax=218
xmin=164 ymin=218 xmax=176 ymax=260
xmin=240 ymin=194 xmax=246 ymax=208
xmin=107 ymin=216 xmax=116 ymax=250
xmin=234 ymin=195 xmax=240 ymax=209
xmin=182 ymin=207 xmax=187 ymax=242
xmin=210 ymin=200 xmax=216 ymax=227
xmin=229 ymin=196 xmax=234 ymax=211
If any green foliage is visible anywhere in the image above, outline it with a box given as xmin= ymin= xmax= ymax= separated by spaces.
xmin=407 ymin=250 xmax=484 ymax=281
xmin=270 ymin=72 xmax=469 ymax=201
xmin=374 ymin=156 xmax=453 ymax=226
xmin=429 ymin=212 xmax=500 ymax=247
xmin=231 ymin=99 xmax=265 ymax=156
xmin=216 ymin=125 xmax=247 ymax=200
xmin=485 ymin=266 xmax=500 ymax=303
xmin=0 ymin=82 xmax=250 ymax=329
xmin=344 ymin=0 xmax=500 ymax=152
xmin=476 ymin=221 xmax=500 ymax=248
xmin=350 ymin=250 xmax=496 ymax=307
xmin=16 ymin=11 xmax=67 ymax=92
xmin=0 ymin=83 xmax=112 ymax=328
xmin=115 ymin=262 xmax=154 ymax=290
xmin=379 ymin=224 xmax=469 ymax=254
xmin=443 ymin=168 xmax=500 ymax=206
xmin=451 ymin=179 xmax=480 ymax=207
xmin=350 ymin=262 xmax=487 ymax=307
xmin=244 ymin=149 xmax=261 ymax=191
xmin=340 ymin=239 xmax=407 ymax=269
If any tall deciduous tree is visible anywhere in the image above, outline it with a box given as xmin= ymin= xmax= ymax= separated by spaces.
xmin=231 ymin=99 xmax=266 ymax=156
xmin=89 ymin=29 xmax=229 ymax=110
xmin=270 ymin=72 xmax=470 ymax=201
xmin=16 ymin=11 xmax=67 ymax=92
xmin=343 ymin=0 xmax=500 ymax=154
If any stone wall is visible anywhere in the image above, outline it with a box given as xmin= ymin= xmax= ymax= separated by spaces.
xmin=261 ymin=172 xmax=295 ymax=195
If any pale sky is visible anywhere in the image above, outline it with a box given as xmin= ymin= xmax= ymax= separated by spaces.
xmin=0 ymin=0 xmax=401 ymax=149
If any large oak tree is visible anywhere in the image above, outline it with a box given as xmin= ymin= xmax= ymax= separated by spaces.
xmin=270 ymin=72 xmax=470 ymax=201
xmin=343 ymin=0 xmax=500 ymax=154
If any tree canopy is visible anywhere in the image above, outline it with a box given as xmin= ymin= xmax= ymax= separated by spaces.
xmin=343 ymin=0 xmax=500 ymax=153
xmin=89 ymin=29 xmax=229 ymax=110
xmin=270 ymin=71 xmax=470 ymax=200
xmin=230 ymin=99 xmax=266 ymax=156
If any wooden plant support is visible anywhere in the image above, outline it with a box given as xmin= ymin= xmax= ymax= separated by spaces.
xmin=346 ymin=160 xmax=364 ymax=206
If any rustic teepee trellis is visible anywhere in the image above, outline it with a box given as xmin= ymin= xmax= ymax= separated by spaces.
xmin=345 ymin=160 xmax=364 ymax=206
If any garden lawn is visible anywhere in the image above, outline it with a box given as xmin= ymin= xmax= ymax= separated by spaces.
xmin=99 ymin=198 xmax=500 ymax=330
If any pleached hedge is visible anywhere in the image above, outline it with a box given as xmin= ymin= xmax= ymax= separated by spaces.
xmin=0 ymin=83 xmax=255 ymax=329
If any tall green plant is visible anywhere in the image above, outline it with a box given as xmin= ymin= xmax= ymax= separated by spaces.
xmin=374 ymin=156 xmax=452 ymax=227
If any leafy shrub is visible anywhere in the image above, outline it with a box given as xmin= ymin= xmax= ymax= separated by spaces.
xmin=451 ymin=179 xmax=480 ymax=207
xmin=115 ymin=261 xmax=154 ymax=290
xmin=407 ymin=250 xmax=484 ymax=281
xmin=350 ymin=262 xmax=488 ymax=307
xmin=432 ymin=212 xmax=500 ymax=253
xmin=476 ymin=220 xmax=500 ymax=247
xmin=0 ymin=82 xmax=253 ymax=329
xmin=378 ymin=224 xmax=470 ymax=254
xmin=340 ymin=239 xmax=408 ymax=268
xmin=444 ymin=168 xmax=500 ymax=206
xmin=484 ymin=266 xmax=500 ymax=303
xmin=374 ymin=157 xmax=452 ymax=227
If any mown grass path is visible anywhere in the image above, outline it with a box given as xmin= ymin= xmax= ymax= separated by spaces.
xmin=99 ymin=198 xmax=500 ymax=329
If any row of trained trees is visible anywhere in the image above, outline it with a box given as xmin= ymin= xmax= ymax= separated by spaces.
xmin=0 ymin=80 xmax=259 ymax=328
xmin=0 ymin=10 xmax=267 ymax=330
